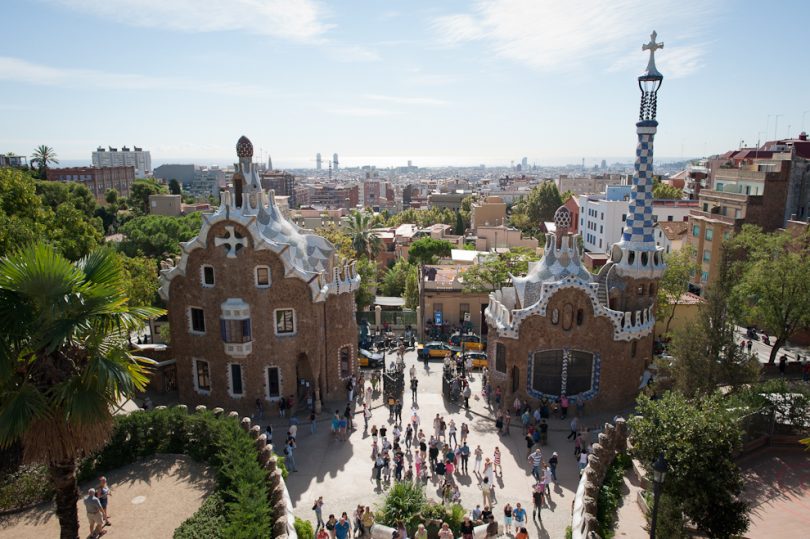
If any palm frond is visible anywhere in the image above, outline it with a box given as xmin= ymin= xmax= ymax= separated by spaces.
xmin=0 ymin=382 xmax=50 ymax=448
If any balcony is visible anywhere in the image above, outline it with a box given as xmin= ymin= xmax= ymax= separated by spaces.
xmin=224 ymin=341 xmax=252 ymax=358
xmin=689 ymin=210 xmax=739 ymax=226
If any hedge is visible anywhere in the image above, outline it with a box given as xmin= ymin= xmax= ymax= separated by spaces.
xmin=78 ymin=407 xmax=272 ymax=537
xmin=595 ymin=452 xmax=632 ymax=539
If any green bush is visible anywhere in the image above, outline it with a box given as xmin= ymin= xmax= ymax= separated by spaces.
xmin=565 ymin=525 xmax=573 ymax=539
xmin=295 ymin=516 xmax=315 ymax=539
xmin=376 ymin=482 xmax=465 ymax=537
xmin=79 ymin=408 xmax=272 ymax=536
xmin=174 ymin=491 xmax=226 ymax=539
xmin=0 ymin=464 xmax=53 ymax=511
xmin=596 ymin=452 xmax=632 ymax=539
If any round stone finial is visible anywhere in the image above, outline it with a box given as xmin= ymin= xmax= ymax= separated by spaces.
xmin=236 ymin=135 xmax=253 ymax=158
xmin=554 ymin=206 xmax=572 ymax=231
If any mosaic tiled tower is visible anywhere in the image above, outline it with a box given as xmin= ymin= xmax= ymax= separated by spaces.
xmin=610 ymin=31 xmax=666 ymax=281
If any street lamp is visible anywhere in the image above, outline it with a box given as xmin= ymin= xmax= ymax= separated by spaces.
xmin=649 ymin=452 xmax=669 ymax=539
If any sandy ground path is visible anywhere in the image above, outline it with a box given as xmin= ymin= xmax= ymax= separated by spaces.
xmin=0 ymin=454 xmax=214 ymax=539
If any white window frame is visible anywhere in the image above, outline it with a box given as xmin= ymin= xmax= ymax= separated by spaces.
xmin=188 ymin=306 xmax=206 ymax=335
xmin=273 ymin=308 xmax=297 ymax=336
xmin=265 ymin=365 xmax=282 ymax=400
xmin=255 ymin=266 xmax=271 ymax=288
xmin=201 ymin=265 xmax=215 ymax=288
xmin=227 ymin=362 xmax=245 ymax=398
xmin=192 ymin=358 xmax=211 ymax=395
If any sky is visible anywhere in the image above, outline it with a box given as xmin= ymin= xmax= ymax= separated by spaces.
xmin=1 ymin=0 xmax=809 ymax=168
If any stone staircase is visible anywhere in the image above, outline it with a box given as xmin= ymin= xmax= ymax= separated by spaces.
xmin=593 ymin=261 xmax=614 ymax=307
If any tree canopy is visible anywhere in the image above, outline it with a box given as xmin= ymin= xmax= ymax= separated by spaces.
xmin=407 ymin=237 xmax=452 ymax=265
xmin=119 ymin=213 xmax=202 ymax=258
xmin=652 ymin=178 xmax=684 ymax=199
xmin=0 ymin=169 xmax=103 ymax=260
xmin=629 ymin=392 xmax=749 ymax=539
xmin=347 ymin=210 xmax=383 ymax=260
xmin=462 ymin=247 xmax=540 ymax=292
xmin=355 ymin=257 xmax=378 ymax=310
xmin=508 ymin=181 xmax=562 ymax=235
xmin=727 ymin=225 xmax=810 ymax=363
xmin=655 ymin=245 xmax=699 ymax=337
xmin=29 ymin=145 xmax=59 ymax=178
xmin=128 ymin=179 xmax=167 ymax=215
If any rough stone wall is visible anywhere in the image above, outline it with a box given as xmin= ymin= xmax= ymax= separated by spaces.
xmin=571 ymin=418 xmax=629 ymax=539
xmin=488 ymin=287 xmax=650 ymax=411
xmin=168 ymin=219 xmax=355 ymax=416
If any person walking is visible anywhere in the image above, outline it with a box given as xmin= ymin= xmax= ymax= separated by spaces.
xmin=473 ymin=445 xmax=483 ymax=473
xmin=528 ymin=448 xmax=543 ymax=480
xmin=313 ymin=497 xmax=325 ymax=530
xmin=549 ymin=452 xmax=558 ymax=483
xmin=448 ymin=420 xmax=457 ymax=447
xmin=361 ymin=507 xmax=375 ymax=538
xmin=502 ymin=503 xmax=513 ymax=535
xmin=84 ymin=488 xmax=106 ymax=538
xmin=310 ymin=410 xmax=318 ymax=434
xmin=460 ymin=516 xmax=475 ymax=539
xmin=543 ymin=464 xmax=553 ymax=498
xmin=480 ymin=477 xmax=493 ymax=507
xmin=411 ymin=377 xmax=419 ymax=402
xmin=779 ymin=354 xmax=788 ymax=376
xmin=459 ymin=442 xmax=470 ymax=473
xmin=513 ymin=503 xmax=527 ymax=530
xmin=284 ymin=438 xmax=298 ymax=472
xmin=414 ymin=524 xmax=427 ymax=539
xmin=97 ymin=476 xmax=111 ymax=527
xmin=483 ymin=457 xmax=495 ymax=487
xmin=463 ymin=383 xmax=471 ymax=409
xmin=493 ymin=447 xmax=502 ymax=476
xmin=335 ymin=513 xmax=351 ymax=539
xmin=326 ymin=515 xmax=338 ymax=539
xmin=438 ymin=522 xmax=454 ymax=539
xmin=567 ymin=416 xmax=578 ymax=440
xmin=532 ymin=483 xmax=543 ymax=522
xmin=560 ymin=393 xmax=569 ymax=419
xmin=460 ymin=422 xmax=469 ymax=444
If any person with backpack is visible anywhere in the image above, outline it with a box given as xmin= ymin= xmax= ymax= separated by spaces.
xmin=284 ymin=438 xmax=298 ymax=472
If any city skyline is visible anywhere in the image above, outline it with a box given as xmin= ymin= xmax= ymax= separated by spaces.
xmin=2 ymin=0 xmax=809 ymax=166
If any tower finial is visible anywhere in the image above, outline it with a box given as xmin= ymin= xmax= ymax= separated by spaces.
xmin=641 ymin=31 xmax=664 ymax=78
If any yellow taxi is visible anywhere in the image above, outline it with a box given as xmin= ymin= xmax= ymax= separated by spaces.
xmin=358 ymin=348 xmax=385 ymax=368
xmin=417 ymin=341 xmax=459 ymax=360
xmin=449 ymin=333 xmax=485 ymax=352
xmin=463 ymin=351 xmax=489 ymax=369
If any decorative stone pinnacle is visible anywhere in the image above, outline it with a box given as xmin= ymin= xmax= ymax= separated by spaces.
xmin=641 ymin=31 xmax=664 ymax=78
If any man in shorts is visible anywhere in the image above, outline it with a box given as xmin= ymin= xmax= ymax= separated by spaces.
xmin=84 ymin=488 xmax=106 ymax=537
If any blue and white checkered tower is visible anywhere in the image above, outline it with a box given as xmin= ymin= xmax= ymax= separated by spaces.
xmin=610 ymin=31 xmax=666 ymax=279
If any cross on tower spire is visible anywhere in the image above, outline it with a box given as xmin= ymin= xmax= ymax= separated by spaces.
xmin=641 ymin=31 xmax=664 ymax=78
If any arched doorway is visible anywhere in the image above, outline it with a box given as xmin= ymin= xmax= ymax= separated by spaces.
xmin=511 ymin=365 xmax=520 ymax=394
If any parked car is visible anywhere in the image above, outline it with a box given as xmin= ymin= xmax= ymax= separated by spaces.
xmin=358 ymin=348 xmax=385 ymax=368
xmin=449 ymin=333 xmax=485 ymax=351
xmin=462 ymin=351 xmax=489 ymax=369
xmin=417 ymin=341 xmax=460 ymax=360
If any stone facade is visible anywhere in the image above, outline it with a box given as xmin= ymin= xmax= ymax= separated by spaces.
xmin=484 ymin=38 xmax=666 ymax=412
xmin=160 ymin=136 xmax=358 ymax=416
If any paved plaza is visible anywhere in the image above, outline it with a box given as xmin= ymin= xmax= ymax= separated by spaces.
xmin=282 ymin=350 xmax=616 ymax=539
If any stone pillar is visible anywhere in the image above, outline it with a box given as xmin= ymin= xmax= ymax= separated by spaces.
xmin=314 ymin=387 xmax=322 ymax=414
xmin=416 ymin=306 xmax=421 ymax=341
xmin=374 ymin=305 xmax=382 ymax=328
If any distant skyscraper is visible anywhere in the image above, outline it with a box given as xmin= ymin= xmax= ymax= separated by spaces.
xmin=521 ymin=157 xmax=528 ymax=169
xmin=407 ymin=160 xmax=412 ymax=168
xmin=601 ymin=159 xmax=607 ymax=170
xmin=333 ymin=153 xmax=339 ymax=170
xmin=316 ymin=153 xmax=322 ymax=170
xmin=267 ymin=155 xmax=272 ymax=170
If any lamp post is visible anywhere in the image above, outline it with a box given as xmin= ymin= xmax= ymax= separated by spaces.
xmin=649 ymin=451 xmax=668 ymax=539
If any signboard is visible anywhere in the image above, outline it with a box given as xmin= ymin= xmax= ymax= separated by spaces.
xmin=463 ymin=312 xmax=471 ymax=322
xmin=434 ymin=311 xmax=443 ymax=325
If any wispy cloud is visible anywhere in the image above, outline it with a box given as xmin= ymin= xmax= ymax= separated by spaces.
xmin=609 ymin=43 xmax=708 ymax=79
xmin=364 ymin=94 xmax=447 ymax=106
xmin=330 ymin=107 xmax=402 ymax=117
xmin=0 ymin=56 xmax=266 ymax=96
xmin=432 ymin=0 xmax=716 ymax=76
xmin=48 ymin=0 xmax=331 ymax=42
xmin=326 ymin=44 xmax=381 ymax=63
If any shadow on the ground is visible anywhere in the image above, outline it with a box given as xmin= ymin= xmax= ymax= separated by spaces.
xmin=0 ymin=455 xmax=213 ymax=531
xmin=740 ymin=449 xmax=810 ymax=516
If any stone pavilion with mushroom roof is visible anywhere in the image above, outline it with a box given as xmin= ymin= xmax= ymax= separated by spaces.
xmin=484 ymin=33 xmax=667 ymax=410
xmin=159 ymin=135 xmax=359 ymax=415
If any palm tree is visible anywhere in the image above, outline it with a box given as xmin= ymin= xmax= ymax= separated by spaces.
xmin=347 ymin=210 xmax=382 ymax=259
xmin=0 ymin=243 xmax=162 ymax=539
xmin=30 ymin=145 xmax=59 ymax=178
